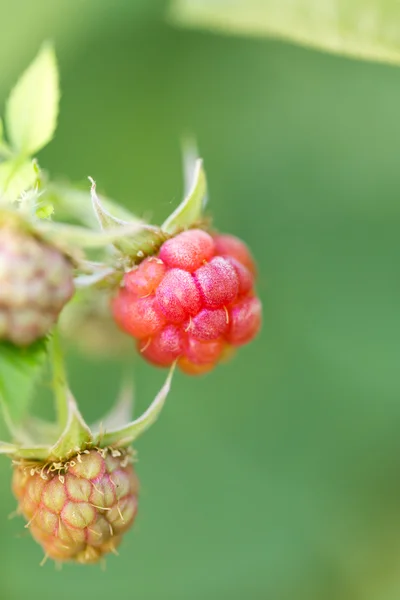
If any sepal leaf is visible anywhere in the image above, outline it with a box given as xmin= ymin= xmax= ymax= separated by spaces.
xmin=97 ymin=365 xmax=175 ymax=448
xmin=0 ymin=441 xmax=19 ymax=455
xmin=48 ymin=390 xmax=93 ymax=461
xmin=88 ymin=178 xmax=168 ymax=259
xmin=162 ymin=158 xmax=207 ymax=234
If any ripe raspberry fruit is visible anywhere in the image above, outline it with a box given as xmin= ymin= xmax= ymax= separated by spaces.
xmin=12 ymin=448 xmax=138 ymax=564
xmin=112 ymin=228 xmax=262 ymax=374
xmin=0 ymin=225 xmax=74 ymax=346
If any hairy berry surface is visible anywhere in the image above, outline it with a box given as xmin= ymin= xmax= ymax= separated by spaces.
xmin=112 ymin=229 xmax=262 ymax=374
xmin=12 ymin=448 xmax=138 ymax=564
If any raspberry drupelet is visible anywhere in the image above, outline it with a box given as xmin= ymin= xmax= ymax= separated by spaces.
xmin=112 ymin=229 xmax=262 ymax=375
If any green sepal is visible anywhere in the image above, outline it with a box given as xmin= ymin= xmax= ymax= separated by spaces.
xmin=96 ymin=364 xmax=175 ymax=448
xmin=0 ymin=441 xmax=19 ymax=455
xmin=46 ymin=183 xmax=140 ymax=229
xmin=162 ymin=158 xmax=207 ymax=234
xmin=48 ymin=390 xmax=93 ymax=461
xmin=89 ymin=178 xmax=168 ymax=259
xmin=37 ymin=219 xmax=160 ymax=251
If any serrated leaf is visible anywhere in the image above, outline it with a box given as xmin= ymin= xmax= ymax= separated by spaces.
xmin=49 ymin=390 xmax=92 ymax=460
xmin=98 ymin=365 xmax=175 ymax=448
xmin=162 ymin=158 xmax=207 ymax=234
xmin=0 ymin=159 xmax=37 ymax=203
xmin=0 ymin=339 xmax=48 ymax=434
xmin=5 ymin=43 xmax=59 ymax=155
xmin=169 ymin=0 xmax=400 ymax=67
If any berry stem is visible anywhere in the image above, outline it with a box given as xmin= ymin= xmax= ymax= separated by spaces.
xmin=51 ymin=328 xmax=69 ymax=429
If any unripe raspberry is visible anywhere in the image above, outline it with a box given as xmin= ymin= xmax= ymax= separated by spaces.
xmin=12 ymin=448 xmax=138 ymax=564
xmin=112 ymin=228 xmax=262 ymax=375
xmin=0 ymin=225 xmax=74 ymax=346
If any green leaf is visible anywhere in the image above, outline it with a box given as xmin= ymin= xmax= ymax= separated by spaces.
xmin=98 ymin=365 xmax=175 ymax=448
xmin=49 ymin=390 xmax=92 ymax=460
xmin=169 ymin=0 xmax=400 ymax=66
xmin=0 ymin=159 xmax=37 ymax=203
xmin=5 ymin=43 xmax=60 ymax=155
xmin=162 ymin=158 xmax=207 ymax=234
xmin=0 ymin=339 xmax=48 ymax=434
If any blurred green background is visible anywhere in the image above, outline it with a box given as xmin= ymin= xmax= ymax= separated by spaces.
xmin=2 ymin=1 xmax=400 ymax=599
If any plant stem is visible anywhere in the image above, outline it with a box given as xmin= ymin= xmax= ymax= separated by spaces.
xmin=51 ymin=328 xmax=68 ymax=430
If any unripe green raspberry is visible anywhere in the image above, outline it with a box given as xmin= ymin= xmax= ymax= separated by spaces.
xmin=12 ymin=448 xmax=139 ymax=564
xmin=0 ymin=225 xmax=74 ymax=346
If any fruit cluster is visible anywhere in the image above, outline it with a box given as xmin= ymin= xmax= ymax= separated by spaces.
xmin=112 ymin=229 xmax=262 ymax=374
xmin=12 ymin=449 xmax=138 ymax=564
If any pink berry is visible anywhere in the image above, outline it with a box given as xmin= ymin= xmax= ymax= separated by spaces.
xmin=155 ymin=269 xmax=201 ymax=323
xmin=138 ymin=324 xmax=184 ymax=366
xmin=213 ymin=234 xmax=256 ymax=274
xmin=124 ymin=258 xmax=166 ymax=297
xmin=187 ymin=308 xmax=228 ymax=341
xmin=159 ymin=229 xmax=215 ymax=272
xmin=225 ymin=257 xmax=254 ymax=295
xmin=194 ymin=257 xmax=239 ymax=309
xmin=112 ymin=291 xmax=165 ymax=339
xmin=226 ymin=296 xmax=262 ymax=345
xmin=184 ymin=336 xmax=224 ymax=365
xmin=111 ymin=228 xmax=261 ymax=375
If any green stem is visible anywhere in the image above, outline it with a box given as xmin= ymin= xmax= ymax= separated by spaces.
xmin=51 ymin=328 xmax=68 ymax=429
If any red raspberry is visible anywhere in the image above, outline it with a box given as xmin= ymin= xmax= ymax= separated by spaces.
xmin=124 ymin=257 xmax=166 ymax=297
xmin=159 ymin=229 xmax=215 ymax=272
xmin=112 ymin=228 xmax=262 ymax=375
xmin=156 ymin=269 xmax=201 ymax=322
xmin=213 ymin=234 xmax=256 ymax=275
